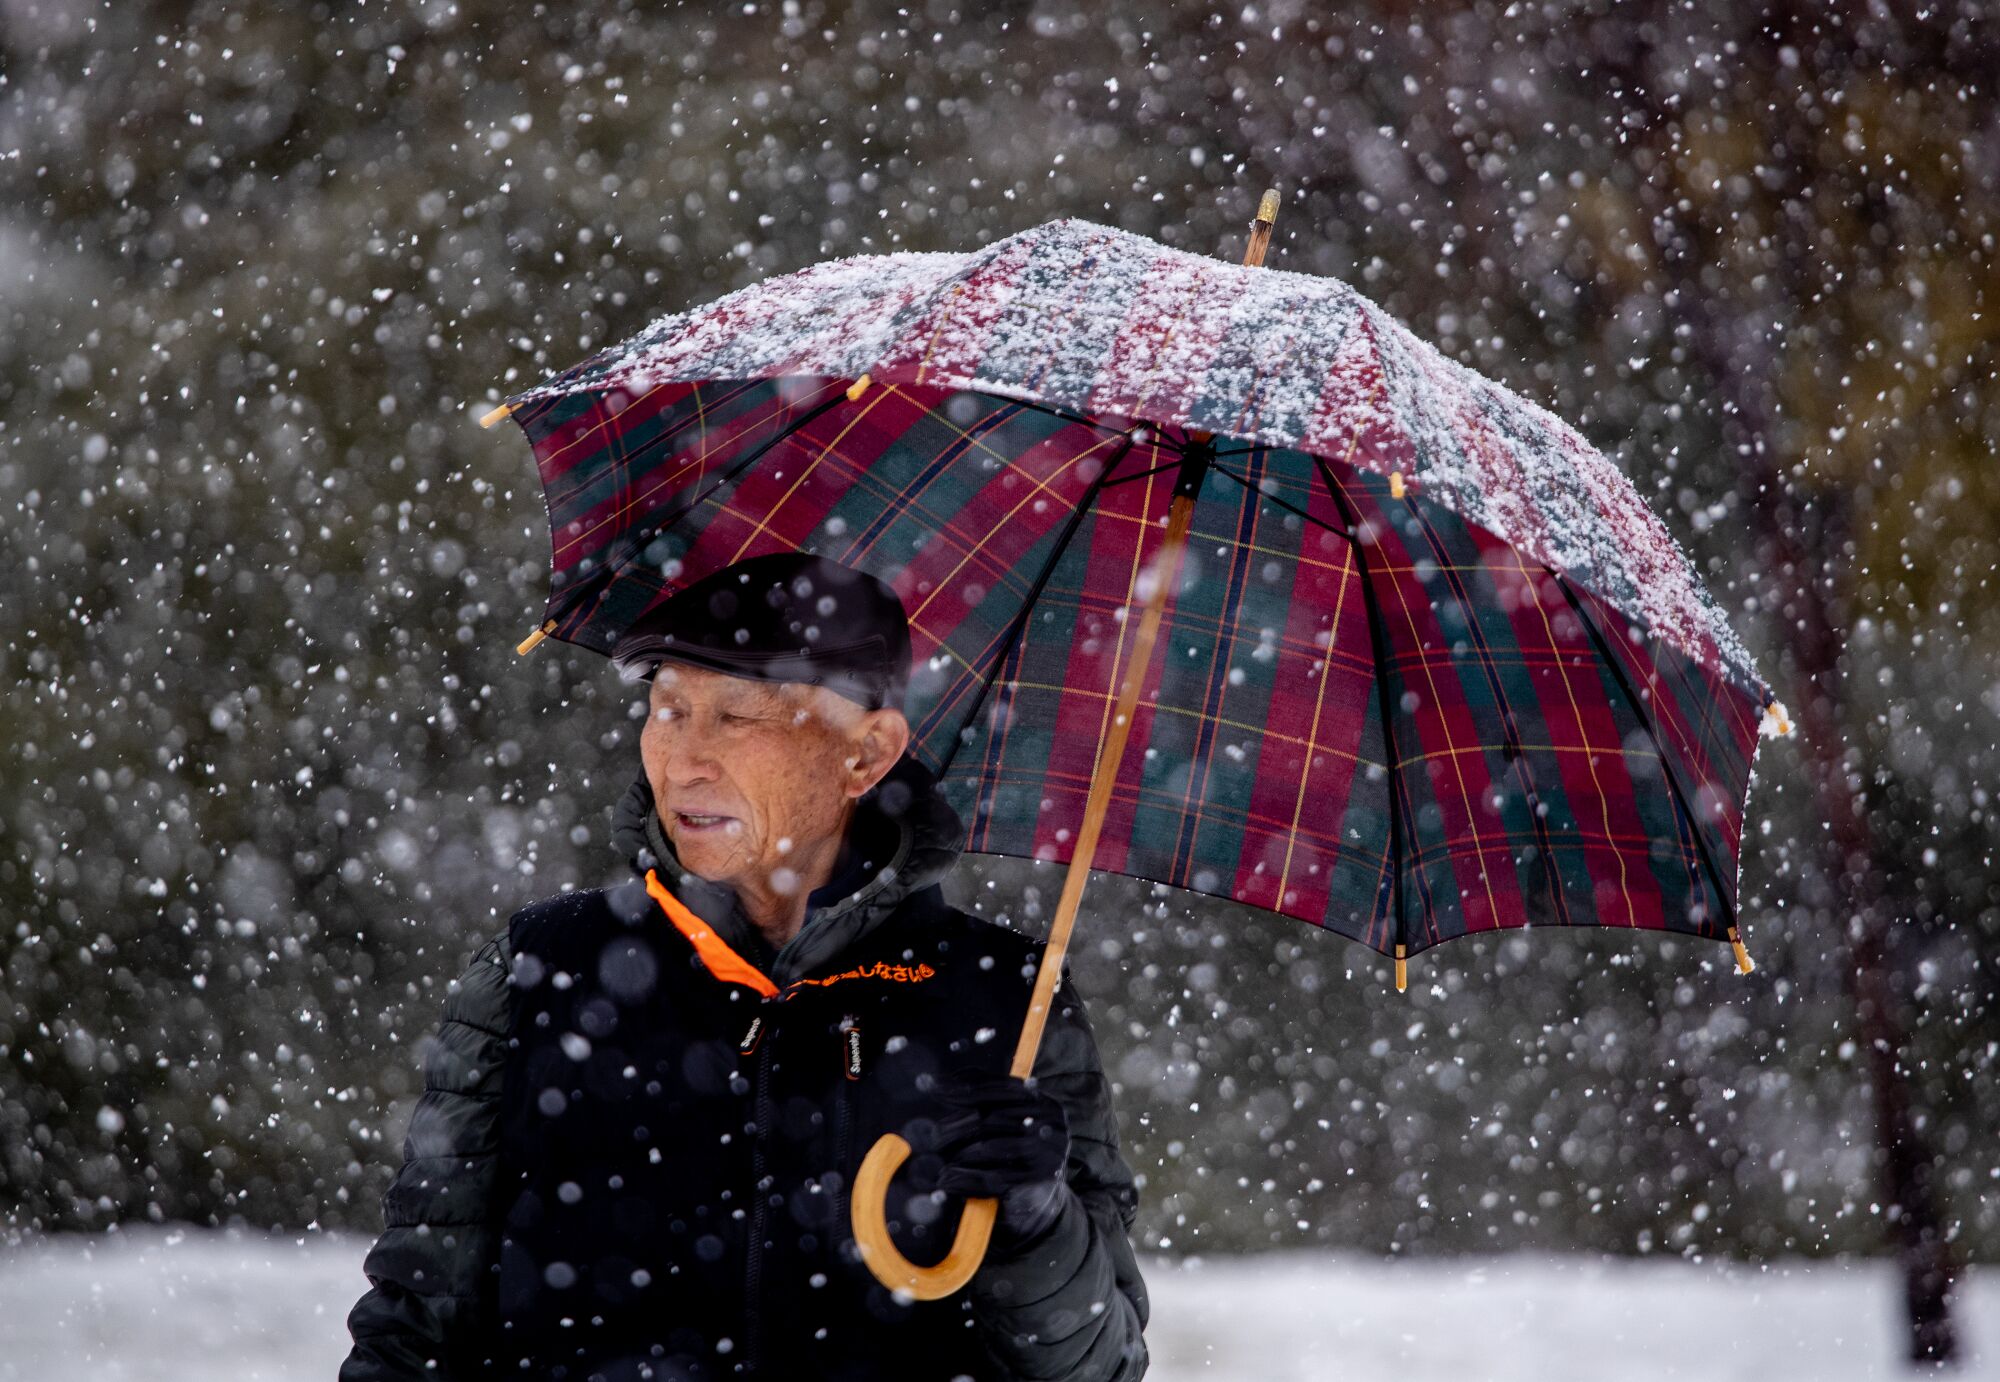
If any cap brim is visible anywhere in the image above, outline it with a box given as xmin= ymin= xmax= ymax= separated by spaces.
xmin=613 ymin=638 xmax=899 ymax=712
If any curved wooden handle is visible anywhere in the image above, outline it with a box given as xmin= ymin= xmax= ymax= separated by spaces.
xmin=850 ymin=1132 xmax=998 ymax=1300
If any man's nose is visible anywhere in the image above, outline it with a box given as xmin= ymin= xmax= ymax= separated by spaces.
xmin=661 ymin=724 xmax=720 ymax=783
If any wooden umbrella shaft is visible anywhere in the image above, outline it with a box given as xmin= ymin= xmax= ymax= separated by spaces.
xmin=840 ymin=494 xmax=1184 ymax=1296
xmin=848 ymin=490 xmax=1197 ymax=1302
xmin=985 ymin=186 xmax=1277 ymax=1076
xmin=851 ymin=190 xmax=1276 ymax=1300
xmin=1008 ymin=493 xmax=1194 ymax=1076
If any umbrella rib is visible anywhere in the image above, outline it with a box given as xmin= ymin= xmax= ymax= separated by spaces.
xmin=1100 ymin=459 xmax=1180 ymax=489
xmin=989 ymin=392 xmax=1139 ymax=442
xmin=934 ymin=432 xmax=1139 ymax=783
xmin=1551 ymin=571 xmax=1741 ymax=936
xmin=1316 ymin=456 xmax=1412 ymax=966
xmin=1206 ymin=458 xmax=1359 ymax=544
xmin=547 ymin=383 xmax=859 ymax=638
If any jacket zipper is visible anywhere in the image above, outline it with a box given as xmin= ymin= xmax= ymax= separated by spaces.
xmin=834 ymin=1015 xmax=859 ymax=1240
xmin=743 ymin=1001 xmax=776 ymax=1374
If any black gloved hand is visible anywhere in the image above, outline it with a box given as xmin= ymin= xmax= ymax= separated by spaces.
xmin=933 ymin=1069 xmax=1072 ymax=1248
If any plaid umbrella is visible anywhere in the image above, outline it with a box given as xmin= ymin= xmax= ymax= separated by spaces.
xmin=483 ymin=202 xmax=1783 ymax=1294
xmin=489 ymin=211 xmax=1779 ymax=968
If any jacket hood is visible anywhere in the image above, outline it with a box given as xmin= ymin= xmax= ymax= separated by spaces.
xmin=608 ymin=753 xmax=964 ymax=986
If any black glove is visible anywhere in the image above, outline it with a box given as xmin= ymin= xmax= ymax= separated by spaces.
xmin=934 ymin=1069 xmax=1072 ymax=1248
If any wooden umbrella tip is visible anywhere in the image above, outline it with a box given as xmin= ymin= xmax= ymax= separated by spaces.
xmin=1240 ymin=191 xmax=1280 ymax=269
xmin=480 ymin=401 xmax=515 ymax=429
xmin=1394 ymin=943 xmax=1408 ymax=993
xmin=516 ymin=618 xmax=556 ymax=655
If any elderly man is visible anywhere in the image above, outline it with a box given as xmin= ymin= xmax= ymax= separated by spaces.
xmin=341 ymin=553 xmax=1149 ymax=1381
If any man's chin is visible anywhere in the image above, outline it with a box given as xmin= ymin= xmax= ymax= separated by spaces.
xmin=664 ymin=831 xmax=744 ymax=878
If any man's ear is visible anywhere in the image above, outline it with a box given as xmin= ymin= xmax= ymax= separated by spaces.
xmin=846 ymin=708 xmax=911 ymax=798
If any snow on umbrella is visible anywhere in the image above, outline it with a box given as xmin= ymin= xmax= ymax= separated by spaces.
xmin=482 ymin=197 xmax=1786 ymax=1295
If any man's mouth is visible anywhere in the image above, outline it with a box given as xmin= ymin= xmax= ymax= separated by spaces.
xmin=673 ymin=812 xmax=736 ymax=832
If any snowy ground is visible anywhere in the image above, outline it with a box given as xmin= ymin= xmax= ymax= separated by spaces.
xmin=0 ymin=1229 xmax=1990 ymax=1380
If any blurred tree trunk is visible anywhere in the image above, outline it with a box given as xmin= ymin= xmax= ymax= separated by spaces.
xmin=1607 ymin=6 xmax=1962 ymax=1362
xmin=1687 ymin=318 xmax=1961 ymax=1366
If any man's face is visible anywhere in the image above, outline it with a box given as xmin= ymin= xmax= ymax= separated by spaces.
xmin=639 ymin=663 xmax=906 ymax=898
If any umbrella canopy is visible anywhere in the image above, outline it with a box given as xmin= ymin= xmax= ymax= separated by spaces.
xmin=491 ymin=216 xmax=1777 ymax=972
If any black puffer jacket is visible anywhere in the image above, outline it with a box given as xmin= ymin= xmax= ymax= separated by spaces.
xmin=341 ymin=758 xmax=1148 ymax=1380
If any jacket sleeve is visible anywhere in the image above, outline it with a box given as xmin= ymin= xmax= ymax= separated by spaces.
xmin=340 ymin=932 xmax=513 ymax=1381
xmin=967 ymin=974 xmax=1150 ymax=1381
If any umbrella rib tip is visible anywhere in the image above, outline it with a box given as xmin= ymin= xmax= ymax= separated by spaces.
xmin=1762 ymin=698 xmax=1793 ymax=737
xmin=516 ymin=618 xmax=556 ymax=655
xmin=1728 ymin=927 xmax=1755 ymax=975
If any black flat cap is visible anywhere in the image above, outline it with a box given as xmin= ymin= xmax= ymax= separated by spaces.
xmin=610 ymin=552 xmax=912 ymax=713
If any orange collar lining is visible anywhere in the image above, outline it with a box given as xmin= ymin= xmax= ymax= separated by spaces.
xmin=643 ymin=869 xmax=780 ymax=1000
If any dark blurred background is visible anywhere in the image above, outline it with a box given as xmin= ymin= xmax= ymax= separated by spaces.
xmin=3 ymin=0 xmax=1994 ymax=1323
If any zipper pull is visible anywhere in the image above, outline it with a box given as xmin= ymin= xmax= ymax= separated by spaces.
xmin=739 ymin=1013 xmax=765 ymax=1056
xmin=839 ymin=1015 xmax=862 ymax=1081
